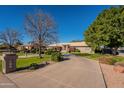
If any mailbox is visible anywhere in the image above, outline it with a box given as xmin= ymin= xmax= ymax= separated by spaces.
xmin=2 ymin=53 xmax=18 ymax=74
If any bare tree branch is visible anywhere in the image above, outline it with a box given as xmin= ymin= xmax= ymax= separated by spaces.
xmin=25 ymin=9 xmax=58 ymax=58
xmin=0 ymin=28 xmax=22 ymax=52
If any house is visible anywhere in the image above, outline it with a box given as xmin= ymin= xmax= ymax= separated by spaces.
xmin=17 ymin=44 xmax=33 ymax=51
xmin=48 ymin=41 xmax=92 ymax=53
xmin=17 ymin=44 xmax=46 ymax=51
xmin=118 ymin=47 xmax=124 ymax=56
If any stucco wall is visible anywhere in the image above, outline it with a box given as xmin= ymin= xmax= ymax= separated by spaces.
xmin=74 ymin=46 xmax=92 ymax=53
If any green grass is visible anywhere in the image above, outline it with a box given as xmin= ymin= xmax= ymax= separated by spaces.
xmin=61 ymin=52 xmax=70 ymax=55
xmin=16 ymin=52 xmax=25 ymax=56
xmin=72 ymin=52 xmax=108 ymax=60
xmin=111 ymin=56 xmax=124 ymax=62
xmin=72 ymin=52 xmax=124 ymax=62
xmin=86 ymin=53 xmax=103 ymax=60
xmin=16 ymin=55 xmax=51 ymax=68
xmin=0 ymin=55 xmax=51 ymax=72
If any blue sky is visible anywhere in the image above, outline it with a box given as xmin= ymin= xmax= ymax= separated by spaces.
xmin=0 ymin=5 xmax=112 ymax=44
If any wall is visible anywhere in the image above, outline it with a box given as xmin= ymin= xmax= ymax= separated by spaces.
xmin=74 ymin=46 xmax=92 ymax=53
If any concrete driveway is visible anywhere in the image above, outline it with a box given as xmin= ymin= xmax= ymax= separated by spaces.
xmin=5 ymin=55 xmax=106 ymax=88
xmin=0 ymin=73 xmax=17 ymax=88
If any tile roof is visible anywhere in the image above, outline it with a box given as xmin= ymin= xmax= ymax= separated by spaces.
xmin=49 ymin=42 xmax=88 ymax=47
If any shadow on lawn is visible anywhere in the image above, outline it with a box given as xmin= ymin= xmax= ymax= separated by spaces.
xmin=16 ymin=62 xmax=50 ymax=71
xmin=62 ymin=57 xmax=70 ymax=61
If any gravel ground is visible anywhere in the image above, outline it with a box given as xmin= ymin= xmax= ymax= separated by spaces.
xmin=100 ymin=63 xmax=124 ymax=88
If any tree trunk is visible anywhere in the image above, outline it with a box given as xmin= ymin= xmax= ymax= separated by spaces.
xmin=9 ymin=45 xmax=12 ymax=53
xmin=38 ymin=34 xmax=42 ymax=58
xmin=39 ymin=45 xmax=42 ymax=58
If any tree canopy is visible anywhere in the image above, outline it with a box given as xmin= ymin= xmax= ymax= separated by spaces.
xmin=25 ymin=10 xmax=58 ymax=58
xmin=84 ymin=6 xmax=124 ymax=51
xmin=0 ymin=28 xmax=22 ymax=51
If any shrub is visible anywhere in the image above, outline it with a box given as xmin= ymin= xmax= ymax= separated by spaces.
xmin=112 ymin=56 xmax=124 ymax=62
xmin=51 ymin=52 xmax=63 ymax=62
xmin=109 ymin=58 xmax=117 ymax=65
xmin=29 ymin=63 xmax=39 ymax=70
xmin=31 ymin=48 xmax=37 ymax=53
xmin=80 ymin=53 xmax=91 ymax=56
xmin=74 ymin=49 xmax=80 ymax=52
xmin=45 ymin=49 xmax=55 ymax=55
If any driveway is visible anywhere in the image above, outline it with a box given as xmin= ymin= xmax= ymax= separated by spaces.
xmin=0 ymin=73 xmax=17 ymax=88
xmin=5 ymin=55 xmax=106 ymax=88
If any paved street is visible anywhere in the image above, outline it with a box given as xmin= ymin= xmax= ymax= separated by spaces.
xmin=5 ymin=55 xmax=106 ymax=88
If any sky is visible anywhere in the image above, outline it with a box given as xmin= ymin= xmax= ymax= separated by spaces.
xmin=0 ymin=5 xmax=112 ymax=44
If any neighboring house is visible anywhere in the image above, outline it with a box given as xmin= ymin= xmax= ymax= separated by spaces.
xmin=17 ymin=44 xmax=33 ymax=51
xmin=118 ymin=47 xmax=124 ymax=56
xmin=0 ymin=46 xmax=17 ymax=52
xmin=17 ymin=44 xmax=46 ymax=51
xmin=48 ymin=41 xmax=92 ymax=53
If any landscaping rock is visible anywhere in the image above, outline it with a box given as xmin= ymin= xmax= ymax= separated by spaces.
xmin=114 ymin=62 xmax=124 ymax=67
xmin=113 ymin=62 xmax=124 ymax=73
xmin=113 ymin=65 xmax=124 ymax=73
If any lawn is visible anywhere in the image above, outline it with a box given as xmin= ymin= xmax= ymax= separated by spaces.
xmin=71 ymin=52 xmax=102 ymax=60
xmin=72 ymin=52 xmax=124 ymax=62
xmin=16 ymin=52 xmax=38 ymax=56
xmin=17 ymin=55 xmax=51 ymax=68
xmin=61 ymin=52 xmax=70 ymax=55
xmin=0 ymin=55 xmax=51 ymax=72
xmin=16 ymin=52 xmax=26 ymax=56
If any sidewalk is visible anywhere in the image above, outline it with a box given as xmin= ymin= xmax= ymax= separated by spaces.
xmin=0 ymin=73 xmax=17 ymax=88
xmin=101 ymin=64 xmax=124 ymax=88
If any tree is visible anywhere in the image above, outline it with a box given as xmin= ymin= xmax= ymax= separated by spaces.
xmin=0 ymin=28 xmax=22 ymax=52
xmin=25 ymin=10 xmax=58 ymax=58
xmin=84 ymin=6 xmax=124 ymax=54
xmin=13 ymin=40 xmax=23 ymax=49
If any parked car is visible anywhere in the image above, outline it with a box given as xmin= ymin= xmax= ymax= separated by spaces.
xmin=101 ymin=48 xmax=119 ymax=55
